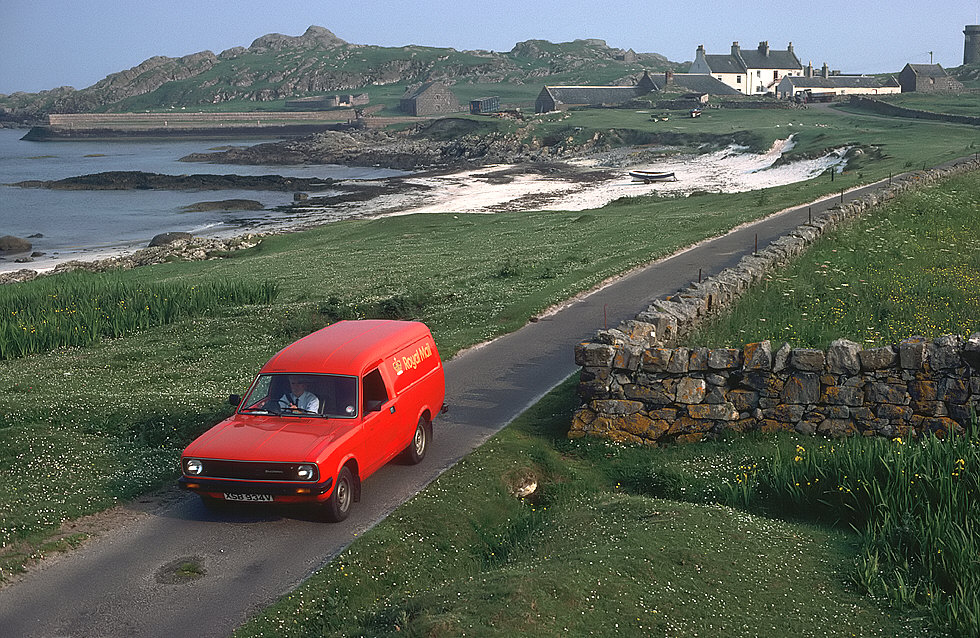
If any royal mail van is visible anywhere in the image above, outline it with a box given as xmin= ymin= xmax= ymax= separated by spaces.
xmin=179 ymin=320 xmax=446 ymax=521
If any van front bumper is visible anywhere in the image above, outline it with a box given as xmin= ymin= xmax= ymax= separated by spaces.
xmin=178 ymin=476 xmax=334 ymax=496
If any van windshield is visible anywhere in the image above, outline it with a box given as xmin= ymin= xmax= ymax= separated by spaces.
xmin=238 ymin=373 xmax=358 ymax=418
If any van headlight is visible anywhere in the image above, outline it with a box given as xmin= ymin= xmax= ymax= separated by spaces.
xmin=296 ymin=464 xmax=316 ymax=481
xmin=185 ymin=459 xmax=204 ymax=475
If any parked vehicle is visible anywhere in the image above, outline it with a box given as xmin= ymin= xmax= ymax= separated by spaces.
xmin=179 ymin=320 xmax=446 ymax=521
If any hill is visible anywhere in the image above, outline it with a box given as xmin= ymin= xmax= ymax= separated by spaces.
xmin=0 ymin=25 xmax=677 ymax=121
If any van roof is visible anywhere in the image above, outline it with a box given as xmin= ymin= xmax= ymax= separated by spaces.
xmin=260 ymin=320 xmax=433 ymax=375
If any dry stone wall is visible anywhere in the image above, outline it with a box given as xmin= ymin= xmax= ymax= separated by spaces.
xmin=572 ymin=158 xmax=980 ymax=445
xmin=573 ymin=335 xmax=980 ymax=445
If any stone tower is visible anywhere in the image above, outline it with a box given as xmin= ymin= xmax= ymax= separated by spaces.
xmin=966 ymin=25 xmax=980 ymax=65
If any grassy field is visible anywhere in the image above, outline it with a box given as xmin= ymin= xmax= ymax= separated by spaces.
xmin=230 ymin=169 xmax=980 ymax=638
xmin=232 ymin=377 xmax=942 ymax=638
xmin=877 ymin=92 xmax=980 ymax=117
xmin=686 ymin=170 xmax=980 ymax=348
xmin=0 ymin=100 xmax=978 ymax=633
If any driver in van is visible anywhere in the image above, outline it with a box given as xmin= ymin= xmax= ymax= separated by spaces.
xmin=279 ymin=376 xmax=320 ymax=413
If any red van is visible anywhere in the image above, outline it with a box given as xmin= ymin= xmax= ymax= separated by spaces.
xmin=179 ymin=320 xmax=446 ymax=521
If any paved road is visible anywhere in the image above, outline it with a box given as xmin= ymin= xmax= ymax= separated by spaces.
xmin=0 ymin=167 xmax=966 ymax=638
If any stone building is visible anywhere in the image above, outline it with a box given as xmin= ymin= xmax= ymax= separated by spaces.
xmin=535 ymin=71 xmax=736 ymax=113
xmin=777 ymin=63 xmax=901 ymax=99
xmin=689 ymin=41 xmax=803 ymax=94
xmin=284 ymin=94 xmax=369 ymax=110
xmin=965 ymin=25 xmax=980 ymax=65
xmin=898 ymin=64 xmax=965 ymax=93
xmin=399 ymin=82 xmax=461 ymax=116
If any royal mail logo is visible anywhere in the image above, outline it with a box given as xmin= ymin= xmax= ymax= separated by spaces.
xmin=393 ymin=342 xmax=433 ymax=375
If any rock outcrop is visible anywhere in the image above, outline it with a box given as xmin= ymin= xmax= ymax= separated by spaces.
xmin=0 ymin=235 xmax=31 ymax=253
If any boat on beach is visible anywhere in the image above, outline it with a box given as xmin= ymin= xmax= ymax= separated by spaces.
xmin=629 ymin=170 xmax=677 ymax=183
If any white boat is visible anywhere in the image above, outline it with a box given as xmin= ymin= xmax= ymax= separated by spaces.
xmin=629 ymin=170 xmax=677 ymax=183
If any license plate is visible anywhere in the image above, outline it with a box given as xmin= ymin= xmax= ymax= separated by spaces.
xmin=223 ymin=493 xmax=274 ymax=502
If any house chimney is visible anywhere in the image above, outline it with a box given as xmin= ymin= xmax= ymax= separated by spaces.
xmin=759 ymin=41 xmax=770 ymax=56
xmin=787 ymin=42 xmax=794 ymax=54
xmin=806 ymin=61 xmax=814 ymax=77
xmin=821 ymin=62 xmax=829 ymax=78
xmin=697 ymin=44 xmax=705 ymax=55
xmin=665 ymin=70 xmax=674 ymax=84
xmin=731 ymin=41 xmax=741 ymax=56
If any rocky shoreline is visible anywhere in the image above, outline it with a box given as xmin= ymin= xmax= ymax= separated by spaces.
xmin=11 ymin=171 xmax=337 ymax=191
xmin=0 ymin=234 xmax=267 ymax=285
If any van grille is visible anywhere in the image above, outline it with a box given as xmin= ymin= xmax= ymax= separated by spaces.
xmin=195 ymin=459 xmax=316 ymax=482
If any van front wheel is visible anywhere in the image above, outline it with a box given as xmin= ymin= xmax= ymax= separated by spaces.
xmin=403 ymin=417 xmax=430 ymax=465
xmin=322 ymin=466 xmax=354 ymax=522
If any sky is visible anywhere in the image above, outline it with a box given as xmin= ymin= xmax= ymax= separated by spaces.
xmin=2 ymin=0 xmax=978 ymax=94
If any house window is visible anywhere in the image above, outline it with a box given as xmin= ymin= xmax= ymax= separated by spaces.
xmin=736 ymin=75 xmax=741 ymax=83
xmin=774 ymin=71 xmax=779 ymax=80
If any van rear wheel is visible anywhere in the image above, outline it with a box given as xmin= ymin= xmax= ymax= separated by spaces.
xmin=403 ymin=417 xmax=430 ymax=465
xmin=322 ymin=466 xmax=354 ymax=522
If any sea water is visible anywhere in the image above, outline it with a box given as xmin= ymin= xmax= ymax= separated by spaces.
xmin=0 ymin=128 xmax=404 ymax=269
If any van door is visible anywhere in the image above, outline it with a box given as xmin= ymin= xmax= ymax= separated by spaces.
xmin=359 ymin=367 xmax=400 ymax=474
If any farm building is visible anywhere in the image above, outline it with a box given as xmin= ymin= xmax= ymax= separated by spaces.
xmin=469 ymin=97 xmax=500 ymax=114
xmin=399 ymin=82 xmax=462 ymax=116
xmin=534 ymin=71 xmax=736 ymax=113
xmin=777 ymin=64 xmax=900 ymax=99
xmin=285 ymin=94 xmax=369 ymax=110
xmin=898 ymin=64 xmax=965 ymax=93
xmin=689 ymin=41 xmax=803 ymax=94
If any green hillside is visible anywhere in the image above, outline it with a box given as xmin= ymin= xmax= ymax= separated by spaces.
xmin=0 ymin=26 xmax=679 ymax=119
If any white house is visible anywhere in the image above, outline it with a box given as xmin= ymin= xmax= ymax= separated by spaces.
xmin=776 ymin=63 xmax=902 ymax=99
xmin=689 ymin=41 xmax=803 ymax=94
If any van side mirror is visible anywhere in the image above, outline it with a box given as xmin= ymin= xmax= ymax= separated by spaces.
xmin=229 ymin=394 xmax=241 ymax=407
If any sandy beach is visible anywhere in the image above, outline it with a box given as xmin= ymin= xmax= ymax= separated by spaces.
xmin=1 ymin=136 xmax=846 ymax=275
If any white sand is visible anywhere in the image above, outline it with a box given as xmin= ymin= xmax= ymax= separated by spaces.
xmin=362 ymin=137 xmax=846 ymax=218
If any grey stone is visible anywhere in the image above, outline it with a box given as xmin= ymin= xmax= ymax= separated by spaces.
xmin=676 ymin=378 xmax=707 ymax=404
xmin=899 ymin=336 xmax=928 ymax=369
xmin=859 ymin=346 xmax=897 ymax=371
xmin=706 ymin=373 xmax=728 ymax=386
xmin=0 ymin=235 xmax=32 ymax=253
xmin=148 ymin=232 xmax=193 ymax=247
xmin=575 ymin=342 xmax=615 ymax=368
xmin=688 ymin=403 xmax=739 ymax=421
xmin=708 ymin=348 xmax=742 ymax=370
xmin=929 ymin=335 xmax=963 ymax=370
xmin=791 ymin=349 xmax=825 ymax=372
xmin=867 ymin=382 xmax=908 ymax=405
xmin=641 ymin=348 xmax=671 ymax=372
xmin=592 ymin=399 xmax=644 ymax=416
xmin=689 ymin=348 xmax=709 ymax=371
xmin=781 ymin=372 xmax=820 ymax=404
xmin=744 ymin=341 xmax=773 ymax=371
xmin=827 ymin=339 xmax=862 ymax=375
xmin=773 ymin=342 xmax=792 ymax=373
xmin=667 ymin=347 xmax=690 ymax=373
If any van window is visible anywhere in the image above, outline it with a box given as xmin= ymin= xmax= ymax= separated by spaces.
xmin=239 ymin=373 xmax=357 ymax=418
xmin=363 ymin=369 xmax=389 ymax=413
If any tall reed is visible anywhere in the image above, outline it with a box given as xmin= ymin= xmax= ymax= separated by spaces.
xmin=726 ymin=420 xmax=980 ymax=634
xmin=0 ymin=273 xmax=278 ymax=359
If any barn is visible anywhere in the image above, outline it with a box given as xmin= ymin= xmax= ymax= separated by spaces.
xmin=399 ymin=82 xmax=462 ymax=116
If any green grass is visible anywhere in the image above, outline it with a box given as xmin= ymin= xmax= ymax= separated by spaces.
xmin=231 ymin=165 xmax=980 ymax=637
xmin=233 ymin=378 xmax=940 ymax=638
xmin=686 ymin=170 xmax=980 ymax=348
xmin=877 ymin=93 xmax=980 ymax=118
xmin=0 ymin=274 xmax=278 ymax=359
